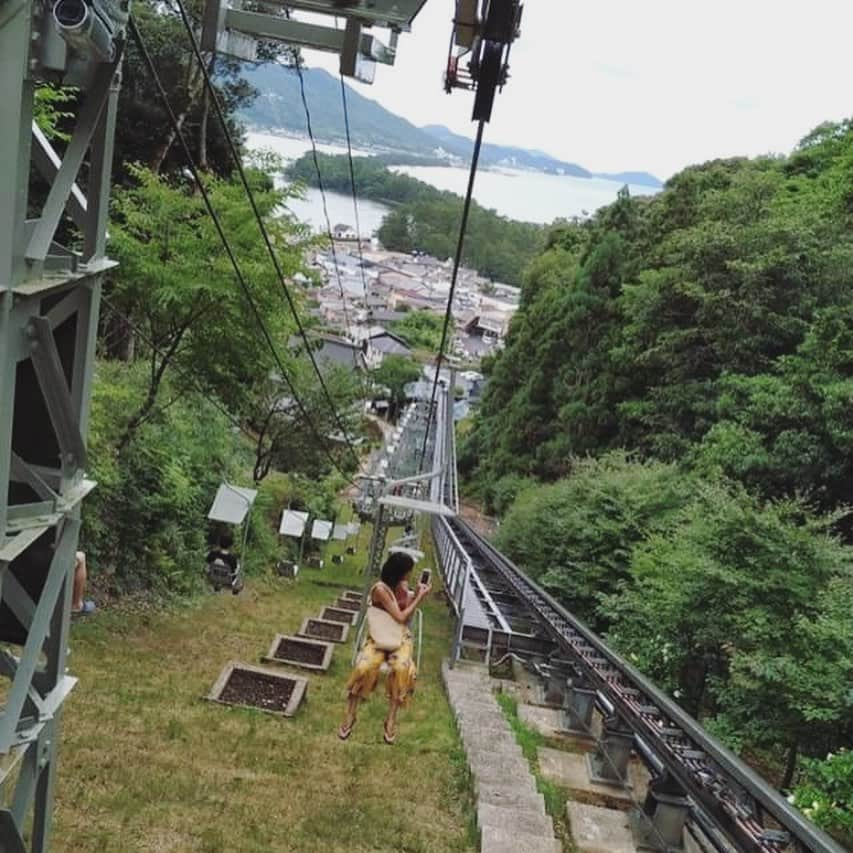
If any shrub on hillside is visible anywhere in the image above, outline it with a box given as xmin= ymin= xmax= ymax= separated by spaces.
xmin=495 ymin=452 xmax=695 ymax=629
xmin=791 ymin=750 xmax=853 ymax=847
xmin=83 ymin=361 xmax=243 ymax=594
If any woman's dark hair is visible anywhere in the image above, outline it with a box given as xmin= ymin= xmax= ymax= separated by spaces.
xmin=380 ymin=552 xmax=414 ymax=588
xmin=219 ymin=532 xmax=234 ymax=550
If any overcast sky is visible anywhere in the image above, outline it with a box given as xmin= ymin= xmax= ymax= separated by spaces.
xmin=304 ymin=0 xmax=853 ymax=180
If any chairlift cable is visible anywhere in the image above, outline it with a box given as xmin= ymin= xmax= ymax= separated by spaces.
xmin=418 ymin=118 xmax=486 ymax=471
xmin=337 ymin=73 xmax=375 ymax=405
xmin=293 ymin=58 xmax=358 ymax=368
xmin=168 ymin=0 xmax=363 ymax=468
xmin=339 ymin=76 xmax=371 ymax=309
xmin=129 ymin=16 xmax=360 ymax=484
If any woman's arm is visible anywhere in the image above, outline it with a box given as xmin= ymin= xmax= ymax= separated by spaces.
xmin=374 ymin=582 xmax=430 ymax=624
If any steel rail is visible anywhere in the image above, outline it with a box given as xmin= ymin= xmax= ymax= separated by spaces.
xmin=449 ymin=518 xmax=844 ymax=853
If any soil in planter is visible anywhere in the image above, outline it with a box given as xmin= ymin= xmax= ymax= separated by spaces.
xmin=219 ymin=669 xmax=295 ymax=712
xmin=322 ymin=607 xmax=353 ymax=623
xmin=274 ymin=639 xmax=326 ymax=667
xmin=305 ymin=620 xmax=345 ymax=641
xmin=335 ymin=599 xmax=360 ymax=612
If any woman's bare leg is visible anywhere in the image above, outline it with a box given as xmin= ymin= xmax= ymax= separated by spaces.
xmin=340 ymin=694 xmax=359 ymax=733
xmin=384 ymin=697 xmax=401 ymax=742
xmin=71 ymin=551 xmax=87 ymax=611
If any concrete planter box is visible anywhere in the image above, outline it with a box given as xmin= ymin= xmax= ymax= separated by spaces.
xmin=335 ymin=598 xmax=361 ymax=612
xmin=321 ymin=606 xmax=357 ymax=625
xmin=205 ymin=661 xmax=307 ymax=717
xmin=262 ymin=634 xmax=334 ymax=672
xmin=299 ymin=617 xmax=349 ymax=644
xmin=340 ymin=590 xmax=362 ymax=602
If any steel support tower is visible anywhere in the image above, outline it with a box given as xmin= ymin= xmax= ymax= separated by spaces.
xmin=0 ymin=2 xmax=121 ymax=848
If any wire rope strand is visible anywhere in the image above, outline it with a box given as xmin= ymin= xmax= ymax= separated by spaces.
xmin=128 ymin=15 xmax=357 ymax=483
xmin=339 ymin=75 xmax=371 ymax=305
xmin=418 ymin=118 xmax=486 ymax=471
xmin=166 ymin=0 xmax=363 ymax=467
xmin=293 ymin=59 xmax=356 ymax=361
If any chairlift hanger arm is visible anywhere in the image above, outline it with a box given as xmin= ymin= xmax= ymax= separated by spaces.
xmin=201 ymin=0 xmax=419 ymax=81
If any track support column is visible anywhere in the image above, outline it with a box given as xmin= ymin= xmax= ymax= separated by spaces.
xmin=632 ymin=772 xmax=691 ymax=852
xmin=586 ymin=713 xmax=634 ymax=787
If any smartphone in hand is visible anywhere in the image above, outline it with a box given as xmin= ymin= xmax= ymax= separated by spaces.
xmin=419 ymin=568 xmax=432 ymax=586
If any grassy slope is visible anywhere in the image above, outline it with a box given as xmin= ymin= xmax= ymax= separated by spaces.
xmin=54 ymin=538 xmax=476 ymax=852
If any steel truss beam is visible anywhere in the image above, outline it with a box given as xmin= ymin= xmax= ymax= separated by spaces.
xmin=1 ymin=1 xmax=121 ymax=848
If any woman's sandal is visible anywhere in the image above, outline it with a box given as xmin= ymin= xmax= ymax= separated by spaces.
xmin=383 ymin=719 xmax=397 ymax=745
xmin=338 ymin=718 xmax=356 ymax=740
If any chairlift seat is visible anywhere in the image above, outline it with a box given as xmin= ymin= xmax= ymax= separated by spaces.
xmin=206 ymin=557 xmax=244 ymax=594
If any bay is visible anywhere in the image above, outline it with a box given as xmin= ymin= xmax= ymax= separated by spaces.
xmin=246 ymin=130 xmax=659 ymax=233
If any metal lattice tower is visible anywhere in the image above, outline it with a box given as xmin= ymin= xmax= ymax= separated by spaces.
xmin=0 ymin=3 xmax=121 ymax=848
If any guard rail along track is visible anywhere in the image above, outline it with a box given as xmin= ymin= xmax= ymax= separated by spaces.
xmin=424 ymin=386 xmax=844 ymax=853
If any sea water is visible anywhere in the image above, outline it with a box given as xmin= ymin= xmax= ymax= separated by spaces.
xmin=247 ymin=130 xmax=659 ymax=234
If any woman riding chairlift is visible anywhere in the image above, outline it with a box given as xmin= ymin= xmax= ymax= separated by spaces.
xmin=339 ymin=552 xmax=431 ymax=744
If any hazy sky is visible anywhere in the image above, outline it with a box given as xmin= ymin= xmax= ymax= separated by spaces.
xmin=303 ymin=0 xmax=853 ymax=180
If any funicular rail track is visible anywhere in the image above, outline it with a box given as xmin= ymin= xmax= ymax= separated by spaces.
xmin=439 ymin=514 xmax=843 ymax=853
xmin=420 ymin=382 xmax=843 ymax=853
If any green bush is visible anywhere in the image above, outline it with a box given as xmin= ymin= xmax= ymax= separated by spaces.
xmin=484 ymin=473 xmax=538 ymax=516
xmin=495 ymin=452 xmax=695 ymax=629
xmin=83 ymin=361 xmax=243 ymax=594
xmin=791 ymin=750 xmax=853 ymax=846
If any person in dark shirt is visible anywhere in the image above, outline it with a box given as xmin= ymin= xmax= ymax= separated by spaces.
xmin=206 ymin=532 xmax=238 ymax=573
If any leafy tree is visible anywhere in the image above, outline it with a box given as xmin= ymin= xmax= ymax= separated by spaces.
xmin=389 ymin=311 xmax=448 ymax=352
xmin=33 ymin=84 xmax=75 ymax=141
xmin=495 ymin=454 xmax=695 ymax=629
xmin=249 ymin=360 xmax=361 ymax=483
xmin=117 ymin=0 xmax=293 ymax=177
xmin=464 ymin=120 xmax=853 ymax=508
xmin=716 ymin=571 xmax=853 ymax=787
xmin=604 ymin=483 xmax=851 ymax=734
xmin=371 ymin=356 xmax=421 ymax=420
xmin=107 ymin=166 xmax=309 ymax=450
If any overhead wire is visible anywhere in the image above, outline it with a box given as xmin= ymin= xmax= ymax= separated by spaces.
xmin=127 ymin=15 xmax=360 ymax=483
xmin=293 ymin=56 xmax=358 ymax=366
xmin=418 ymin=119 xmax=487 ymax=471
xmin=167 ymin=0 xmax=364 ymax=467
xmin=339 ymin=75 xmax=371 ymax=311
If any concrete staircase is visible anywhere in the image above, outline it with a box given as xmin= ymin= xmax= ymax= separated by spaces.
xmin=442 ymin=661 xmax=561 ymax=853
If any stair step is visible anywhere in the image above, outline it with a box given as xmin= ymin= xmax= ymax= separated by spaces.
xmin=481 ymin=824 xmax=561 ymax=853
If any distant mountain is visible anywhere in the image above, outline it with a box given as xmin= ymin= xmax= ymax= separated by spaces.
xmin=240 ymin=64 xmax=663 ymax=188
xmin=420 ymin=124 xmax=591 ymax=178
xmin=240 ymin=64 xmax=437 ymax=154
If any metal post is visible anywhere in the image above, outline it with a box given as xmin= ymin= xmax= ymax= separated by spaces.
xmin=586 ymin=713 xmax=635 ymax=787
xmin=563 ymin=683 xmax=597 ymax=737
xmin=365 ymin=502 xmax=387 ymax=577
xmin=631 ymin=772 xmax=691 ymax=852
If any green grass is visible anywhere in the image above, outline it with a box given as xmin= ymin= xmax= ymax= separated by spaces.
xmin=53 ymin=528 xmax=477 ymax=852
xmin=496 ymin=692 xmax=576 ymax=853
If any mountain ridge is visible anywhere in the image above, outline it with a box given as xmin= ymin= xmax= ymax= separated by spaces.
xmin=240 ymin=64 xmax=663 ymax=188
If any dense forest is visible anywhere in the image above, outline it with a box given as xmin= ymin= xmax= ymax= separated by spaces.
xmin=287 ymin=152 xmax=544 ymax=285
xmin=460 ymin=121 xmax=853 ymax=842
